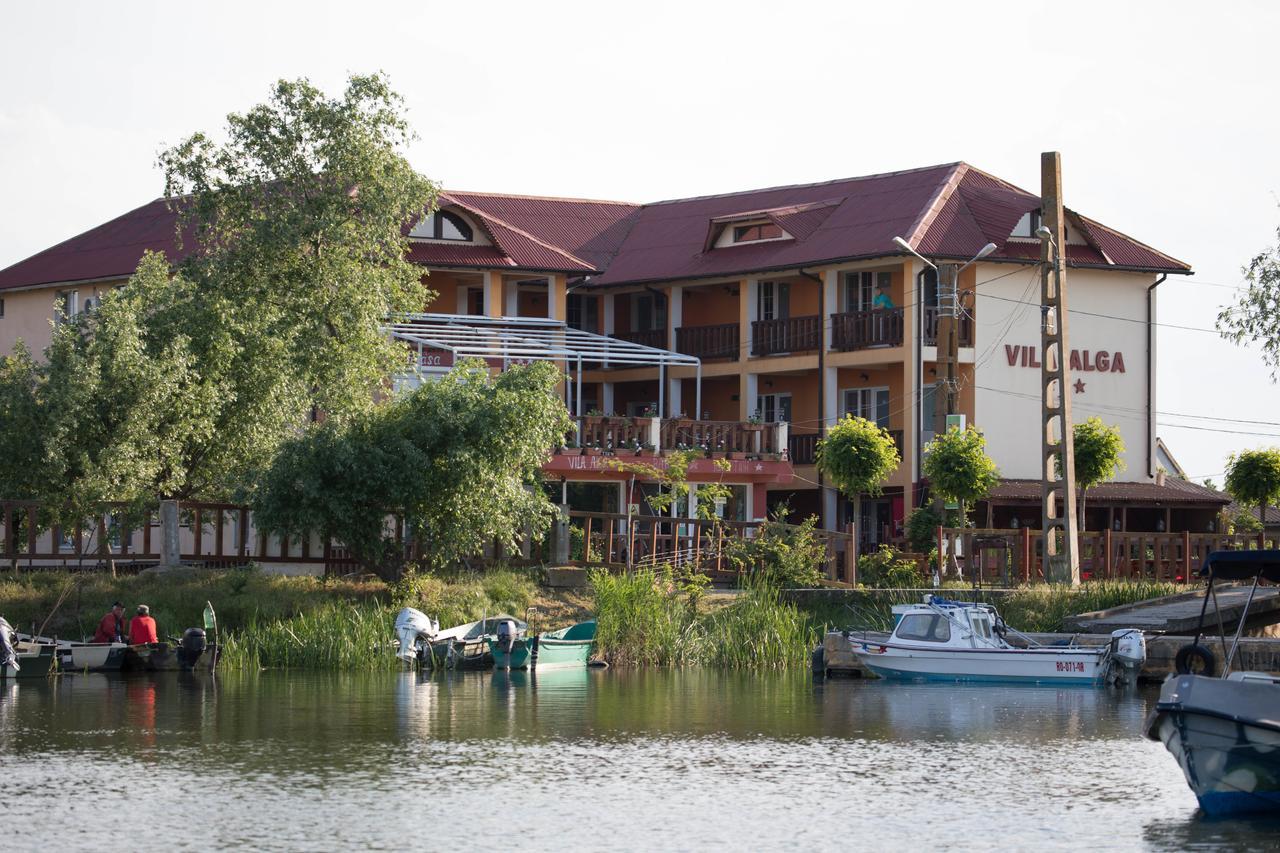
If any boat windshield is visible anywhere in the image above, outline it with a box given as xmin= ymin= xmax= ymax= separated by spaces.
xmin=895 ymin=613 xmax=952 ymax=643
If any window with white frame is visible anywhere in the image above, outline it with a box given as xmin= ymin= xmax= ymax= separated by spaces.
xmin=756 ymin=281 xmax=790 ymax=321
xmin=54 ymin=290 xmax=78 ymax=325
xmin=630 ymin=293 xmax=666 ymax=332
xmin=567 ymin=294 xmax=599 ymax=332
xmin=756 ymin=392 xmax=792 ymax=424
xmin=731 ymin=221 xmax=784 ymax=244
xmin=410 ymin=210 xmax=475 ymax=242
xmin=842 ymin=386 xmax=889 ymax=428
xmin=843 ymin=271 xmax=892 ymax=312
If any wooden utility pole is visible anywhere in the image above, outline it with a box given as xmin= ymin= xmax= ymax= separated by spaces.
xmin=932 ymin=262 xmax=961 ymax=437
xmin=1039 ymin=151 xmax=1081 ymax=584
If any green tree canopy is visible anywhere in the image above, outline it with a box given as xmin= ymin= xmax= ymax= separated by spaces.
xmin=816 ymin=415 xmax=901 ymax=498
xmin=1224 ymin=447 xmax=1280 ymax=526
xmin=1219 ymin=223 xmax=1280 ymax=377
xmin=1058 ymin=417 xmax=1126 ymax=531
xmin=921 ymin=425 xmax=1000 ymax=518
xmin=252 ymin=360 xmax=573 ymax=577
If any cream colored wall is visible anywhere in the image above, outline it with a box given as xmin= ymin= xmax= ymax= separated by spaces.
xmin=0 ymin=281 xmax=125 ymax=357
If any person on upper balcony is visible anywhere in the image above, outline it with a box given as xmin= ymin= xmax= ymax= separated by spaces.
xmin=129 ymin=605 xmax=159 ymax=645
xmin=872 ymin=281 xmax=895 ymax=311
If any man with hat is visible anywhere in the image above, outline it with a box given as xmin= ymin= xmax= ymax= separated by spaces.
xmin=93 ymin=601 xmax=125 ymax=644
xmin=129 ymin=605 xmax=158 ymax=645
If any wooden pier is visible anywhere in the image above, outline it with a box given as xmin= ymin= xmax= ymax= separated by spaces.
xmin=1063 ymin=583 xmax=1280 ymax=635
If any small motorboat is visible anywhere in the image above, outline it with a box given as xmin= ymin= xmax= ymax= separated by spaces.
xmin=845 ymin=595 xmax=1146 ymax=684
xmin=489 ymin=620 xmax=596 ymax=671
xmin=393 ymin=609 xmax=529 ymax=669
xmin=1145 ymin=550 xmax=1280 ymax=817
xmin=1 ymin=619 xmax=57 ymax=680
xmin=58 ymin=641 xmax=129 ymax=672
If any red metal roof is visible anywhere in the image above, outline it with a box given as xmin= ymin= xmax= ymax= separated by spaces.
xmin=0 ymin=162 xmax=1192 ymax=292
xmin=987 ymin=478 xmax=1229 ymax=505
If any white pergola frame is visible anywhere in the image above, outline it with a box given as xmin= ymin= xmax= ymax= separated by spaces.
xmin=385 ymin=313 xmax=702 ymax=418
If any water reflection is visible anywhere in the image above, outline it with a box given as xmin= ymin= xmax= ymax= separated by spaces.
xmin=0 ymin=670 xmax=1271 ymax=852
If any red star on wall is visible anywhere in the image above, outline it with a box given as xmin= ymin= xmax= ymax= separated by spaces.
xmin=1073 ymin=379 xmax=1086 ymax=394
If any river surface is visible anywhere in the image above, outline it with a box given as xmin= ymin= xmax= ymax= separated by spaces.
xmin=1 ymin=669 xmax=1276 ymax=851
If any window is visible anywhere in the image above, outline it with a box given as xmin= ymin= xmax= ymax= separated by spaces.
xmin=54 ymin=290 xmax=78 ymax=325
xmin=895 ymin=613 xmax=951 ymax=643
xmin=756 ymin=392 xmax=792 ymax=424
xmin=0 ymin=297 xmax=5 ymax=318
xmin=732 ymin=222 xmax=784 ymax=243
xmin=631 ymin=293 xmax=666 ymax=332
xmin=756 ymin=281 xmax=790 ymax=321
xmin=843 ymin=271 xmax=893 ymax=312
xmin=842 ymin=387 xmax=889 ymax=428
xmin=468 ymin=288 xmax=485 ymax=315
xmin=567 ymin=294 xmax=599 ymax=332
xmin=410 ymin=210 xmax=475 ymax=242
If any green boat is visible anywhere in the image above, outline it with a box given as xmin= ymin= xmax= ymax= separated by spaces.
xmin=489 ymin=620 xmax=596 ymax=670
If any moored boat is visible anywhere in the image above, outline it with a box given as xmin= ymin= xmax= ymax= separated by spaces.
xmin=1145 ymin=550 xmax=1280 ymax=817
xmin=845 ymin=595 xmax=1145 ymax=684
xmin=58 ymin=641 xmax=128 ymax=672
xmin=393 ymin=608 xmax=529 ymax=669
xmin=489 ymin=620 xmax=596 ymax=670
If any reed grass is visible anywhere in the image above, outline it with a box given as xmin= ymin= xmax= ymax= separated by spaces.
xmin=219 ymin=603 xmax=398 ymax=671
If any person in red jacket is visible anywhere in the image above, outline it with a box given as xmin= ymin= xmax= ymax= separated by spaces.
xmin=93 ymin=602 xmax=125 ymax=644
xmin=129 ymin=605 xmax=158 ymax=645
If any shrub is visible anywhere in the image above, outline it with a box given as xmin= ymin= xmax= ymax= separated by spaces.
xmin=722 ymin=514 xmax=826 ymax=587
xmin=904 ymin=506 xmax=942 ymax=554
xmin=857 ymin=545 xmax=921 ymax=588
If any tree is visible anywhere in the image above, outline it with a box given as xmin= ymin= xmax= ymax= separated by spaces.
xmin=1219 ymin=222 xmax=1280 ymax=377
xmin=816 ymin=415 xmax=901 ymax=542
xmin=921 ymin=425 xmax=1000 ymax=523
xmin=2 ymin=74 xmax=440 ymax=513
xmin=252 ymin=360 xmax=573 ymax=578
xmin=1064 ymin=417 xmax=1126 ymax=531
xmin=1224 ymin=448 xmax=1280 ymax=534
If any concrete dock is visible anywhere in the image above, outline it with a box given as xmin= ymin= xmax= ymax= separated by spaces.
xmin=821 ymin=631 xmax=1280 ymax=682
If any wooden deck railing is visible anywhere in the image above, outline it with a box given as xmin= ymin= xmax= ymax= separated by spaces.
xmin=830 ymin=308 xmax=904 ymax=351
xmin=922 ymin=307 xmax=974 ymax=348
xmin=575 ymin=416 xmax=652 ymax=451
xmin=676 ymin=323 xmax=739 ymax=360
xmin=610 ymin=328 xmax=667 ymax=349
xmin=751 ymin=315 xmax=820 ymax=356
xmin=660 ymin=419 xmax=781 ymax=455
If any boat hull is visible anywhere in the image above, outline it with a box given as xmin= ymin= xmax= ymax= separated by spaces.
xmin=853 ymin=641 xmax=1108 ymax=684
xmin=488 ymin=634 xmax=594 ymax=670
xmin=123 ymin=642 xmax=219 ymax=672
xmin=1146 ymin=674 xmax=1280 ymax=817
xmin=60 ymin=643 xmax=128 ymax=672
xmin=2 ymin=646 xmax=56 ymax=679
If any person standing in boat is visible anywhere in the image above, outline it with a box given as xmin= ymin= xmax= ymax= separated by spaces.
xmin=129 ymin=605 xmax=158 ymax=646
xmin=93 ymin=602 xmax=126 ymax=644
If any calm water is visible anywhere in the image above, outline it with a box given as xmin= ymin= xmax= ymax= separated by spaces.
xmin=1 ymin=670 xmax=1277 ymax=852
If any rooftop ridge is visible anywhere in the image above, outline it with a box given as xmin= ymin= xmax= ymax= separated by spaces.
xmin=445 ymin=197 xmax=596 ymax=270
xmin=442 ymin=189 xmax=639 ymax=207
xmin=644 ymin=161 xmax=965 ymax=207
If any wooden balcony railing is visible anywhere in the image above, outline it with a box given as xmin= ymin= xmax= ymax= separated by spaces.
xmin=751 ymin=315 xmax=820 ymax=356
xmin=660 ymin=419 xmax=783 ymax=455
xmin=611 ymin=328 xmax=667 ymax=349
xmin=575 ymin=416 xmax=652 ymax=451
xmin=788 ymin=431 xmax=820 ymax=465
xmin=830 ymin=308 xmax=904 ymax=351
xmin=676 ymin=323 xmax=739 ymax=360
xmin=922 ymin=307 xmax=974 ymax=347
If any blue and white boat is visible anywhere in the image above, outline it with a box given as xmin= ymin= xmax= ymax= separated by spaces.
xmin=848 ymin=595 xmax=1146 ymax=684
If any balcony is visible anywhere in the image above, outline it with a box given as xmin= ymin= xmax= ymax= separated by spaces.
xmin=611 ymin=328 xmax=666 ymax=349
xmin=788 ymin=428 xmax=903 ymax=466
xmin=565 ymin=416 xmax=785 ymax=456
xmin=922 ymin=307 xmax=974 ymax=347
xmin=676 ymin=323 xmax=739 ymax=360
xmin=751 ymin=315 xmax=820 ymax=356
xmin=830 ymin=308 xmax=903 ymax=351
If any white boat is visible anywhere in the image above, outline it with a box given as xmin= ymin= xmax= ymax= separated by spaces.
xmin=846 ymin=595 xmax=1146 ymax=684
xmin=1145 ymin=550 xmax=1280 ymax=817
xmin=393 ymin=608 xmax=529 ymax=669
xmin=15 ymin=632 xmax=128 ymax=672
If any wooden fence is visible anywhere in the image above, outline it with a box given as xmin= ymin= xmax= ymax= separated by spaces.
xmin=937 ymin=527 xmax=1274 ymax=584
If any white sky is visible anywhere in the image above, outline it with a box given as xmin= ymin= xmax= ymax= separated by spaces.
xmin=3 ymin=0 xmax=1278 ymax=483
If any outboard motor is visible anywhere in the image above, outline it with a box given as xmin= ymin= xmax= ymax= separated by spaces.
xmin=0 ymin=616 xmax=17 ymax=672
xmin=495 ymin=619 xmax=519 ymax=656
xmin=177 ymin=627 xmax=207 ymax=670
xmin=1110 ymin=629 xmax=1147 ymax=676
xmin=393 ymin=608 xmax=438 ymax=665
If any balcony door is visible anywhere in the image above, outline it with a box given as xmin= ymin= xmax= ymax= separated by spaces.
xmin=842 ymin=387 xmax=889 ymax=428
xmin=756 ymin=392 xmax=792 ymax=424
xmin=757 ymin=281 xmax=790 ymax=321
xmin=843 ymin=271 xmax=891 ymax=312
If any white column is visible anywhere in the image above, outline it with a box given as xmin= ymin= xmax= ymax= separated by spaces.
xmin=744 ymin=277 xmax=760 ymax=356
xmin=823 ymin=366 xmax=840 ymax=431
xmin=822 ymin=488 xmax=840 ymax=533
xmin=455 ymin=283 xmax=471 ymax=315
xmin=823 ymin=269 xmax=839 ymax=349
xmin=601 ymin=381 xmax=615 ymax=416
xmin=742 ymin=372 xmax=759 ymax=421
xmin=668 ymin=285 xmax=683 ymax=351
xmin=668 ymin=377 xmax=683 ymax=418
xmin=504 ymin=279 xmax=519 ymax=316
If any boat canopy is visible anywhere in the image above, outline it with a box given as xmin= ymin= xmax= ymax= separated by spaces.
xmin=1200 ymin=550 xmax=1280 ymax=583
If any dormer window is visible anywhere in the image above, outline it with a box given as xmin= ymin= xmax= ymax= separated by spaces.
xmin=410 ymin=209 xmax=476 ymax=242
xmin=733 ymin=222 xmax=783 ymax=243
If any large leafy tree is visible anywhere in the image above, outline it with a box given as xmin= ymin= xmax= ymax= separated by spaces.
xmin=921 ymin=425 xmax=1000 ymax=523
xmin=1224 ymin=448 xmax=1280 ymax=532
xmin=816 ymin=415 xmax=901 ymax=547
xmin=0 ymin=74 xmax=439 ymax=518
xmin=1219 ymin=224 xmax=1280 ymax=376
xmin=253 ymin=361 xmax=573 ymax=578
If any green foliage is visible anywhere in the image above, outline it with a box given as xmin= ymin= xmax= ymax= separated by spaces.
xmin=252 ymin=361 xmax=573 ymax=576
xmin=1229 ymin=510 xmax=1265 ymax=535
xmin=701 ymin=577 xmax=814 ymax=670
xmin=904 ymin=506 xmax=942 ymax=554
xmin=606 ymin=451 xmax=732 ymax=519
xmin=922 ymin=425 xmax=1000 ymax=515
xmin=857 ymin=545 xmax=921 ymax=588
xmin=816 ymin=415 xmax=900 ymax=498
xmin=1218 ymin=222 xmax=1280 ymax=377
xmin=0 ymin=75 xmax=439 ymax=515
xmin=1068 ymin=417 xmax=1126 ymax=489
xmin=1225 ymin=448 xmax=1280 ymax=521
xmin=220 ymin=603 xmax=397 ymax=671
xmin=388 ymin=568 xmax=538 ymax=629
xmin=721 ymin=513 xmax=826 ymax=587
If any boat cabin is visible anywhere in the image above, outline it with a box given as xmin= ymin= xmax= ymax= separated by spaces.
xmin=889 ymin=598 xmax=1005 ymax=650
